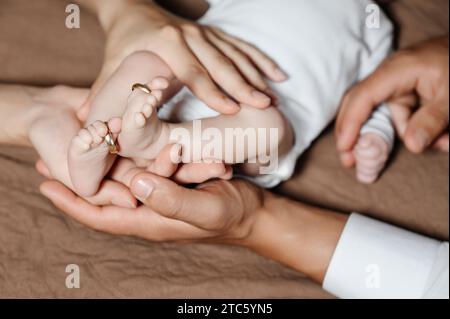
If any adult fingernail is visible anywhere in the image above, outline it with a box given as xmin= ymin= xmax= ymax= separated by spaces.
xmin=413 ymin=129 xmax=430 ymax=152
xmin=169 ymin=144 xmax=183 ymax=164
xmin=272 ymin=68 xmax=288 ymax=81
xmin=252 ymin=90 xmax=271 ymax=104
xmin=132 ymin=179 xmax=154 ymax=199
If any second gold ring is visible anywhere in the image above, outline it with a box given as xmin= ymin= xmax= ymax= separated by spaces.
xmin=104 ymin=122 xmax=119 ymax=154
xmin=132 ymin=83 xmax=152 ymax=94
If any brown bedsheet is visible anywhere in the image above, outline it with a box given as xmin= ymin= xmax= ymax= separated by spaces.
xmin=0 ymin=0 xmax=448 ymax=298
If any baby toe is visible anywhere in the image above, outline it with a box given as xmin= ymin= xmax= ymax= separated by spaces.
xmin=78 ymin=128 xmax=93 ymax=145
xmin=86 ymin=124 xmax=103 ymax=144
xmin=151 ymin=90 xmax=163 ymax=102
xmin=134 ymin=112 xmax=147 ymax=128
xmin=128 ymin=89 xmax=150 ymax=106
xmin=108 ymin=117 xmax=122 ymax=134
xmin=92 ymin=121 xmax=108 ymax=138
xmin=146 ymin=94 xmax=158 ymax=107
xmin=142 ymin=103 xmax=154 ymax=118
xmin=150 ymin=77 xmax=170 ymax=90
xmin=72 ymin=136 xmax=91 ymax=151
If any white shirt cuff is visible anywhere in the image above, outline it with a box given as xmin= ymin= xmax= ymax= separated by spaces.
xmin=323 ymin=214 xmax=447 ymax=299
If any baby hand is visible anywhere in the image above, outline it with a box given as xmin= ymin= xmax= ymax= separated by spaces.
xmin=354 ymin=133 xmax=390 ymax=184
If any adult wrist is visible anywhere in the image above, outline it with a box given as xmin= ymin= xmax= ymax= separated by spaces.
xmin=243 ymin=192 xmax=348 ymax=284
xmin=83 ymin=0 xmax=149 ymax=32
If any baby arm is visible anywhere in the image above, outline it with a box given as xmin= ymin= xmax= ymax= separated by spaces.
xmin=354 ymin=104 xmax=395 ymax=184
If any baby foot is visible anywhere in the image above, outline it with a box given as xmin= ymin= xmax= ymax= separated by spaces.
xmin=354 ymin=133 xmax=390 ymax=184
xmin=68 ymin=119 xmax=121 ymax=197
xmin=118 ymin=77 xmax=170 ymax=161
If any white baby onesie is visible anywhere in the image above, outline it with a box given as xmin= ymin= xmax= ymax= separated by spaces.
xmin=159 ymin=0 xmax=395 ymax=188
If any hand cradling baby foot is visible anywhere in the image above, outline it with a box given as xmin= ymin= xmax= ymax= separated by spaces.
xmin=354 ymin=132 xmax=391 ymax=184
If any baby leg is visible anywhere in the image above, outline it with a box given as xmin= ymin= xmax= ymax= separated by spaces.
xmin=68 ymin=51 xmax=176 ymax=195
xmin=169 ymin=105 xmax=293 ymax=175
xmin=354 ymin=104 xmax=395 ymax=184
xmin=118 ymin=98 xmax=291 ymax=175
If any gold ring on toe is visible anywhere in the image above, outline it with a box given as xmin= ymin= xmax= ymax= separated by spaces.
xmin=104 ymin=122 xmax=119 ymax=154
xmin=132 ymin=83 xmax=152 ymax=94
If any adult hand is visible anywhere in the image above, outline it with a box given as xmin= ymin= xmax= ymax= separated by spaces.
xmin=40 ymin=142 xmax=255 ymax=244
xmin=41 ymin=165 xmax=346 ymax=284
xmin=86 ymin=0 xmax=286 ymax=114
xmin=40 ymin=175 xmax=262 ymax=243
xmin=37 ymin=143 xmax=232 ymax=208
xmin=336 ymin=37 xmax=449 ymax=167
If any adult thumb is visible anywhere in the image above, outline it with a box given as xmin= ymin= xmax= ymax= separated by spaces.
xmin=130 ymin=173 xmax=221 ymax=227
xmin=404 ymin=100 xmax=449 ymax=153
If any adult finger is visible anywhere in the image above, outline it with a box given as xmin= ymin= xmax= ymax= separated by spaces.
xmin=204 ymin=30 xmax=271 ymax=93
xmin=336 ymin=53 xmax=419 ymax=153
xmin=433 ymin=133 xmax=449 ymax=152
xmin=35 ymin=159 xmax=52 ymax=178
xmin=130 ymin=172 xmax=228 ymax=230
xmin=36 ymin=157 xmax=136 ymax=208
xmin=219 ymin=165 xmax=234 ymax=180
xmin=211 ymin=28 xmax=287 ymax=82
xmin=84 ymin=180 xmax=137 ymax=208
xmin=183 ymin=27 xmax=271 ymax=108
xmin=39 ymin=180 xmax=137 ymax=235
xmin=40 ymin=180 xmax=211 ymax=242
xmin=172 ymin=162 xmax=231 ymax=184
xmin=339 ymin=151 xmax=356 ymax=168
xmin=157 ymin=27 xmax=239 ymax=114
xmin=388 ymin=94 xmax=417 ymax=138
xmin=143 ymin=144 xmax=231 ymax=184
xmin=146 ymin=144 xmax=182 ymax=178
xmin=403 ymin=101 xmax=449 ymax=153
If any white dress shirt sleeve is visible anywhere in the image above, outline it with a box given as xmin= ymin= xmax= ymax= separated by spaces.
xmin=323 ymin=214 xmax=449 ymax=299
